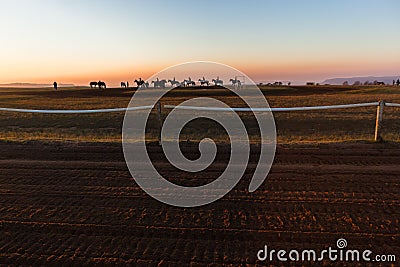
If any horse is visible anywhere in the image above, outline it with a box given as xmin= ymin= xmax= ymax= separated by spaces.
xmin=90 ymin=81 xmax=98 ymax=88
xmin=230 ymin=78 xmax=241 ymax=88
xmin=159 ymin=80 xmax=167 ymax=88
xmin=121 ymin=82 xmax=127 ymax=88
xmin=98 ymin=81 xmax=106 ymax=89
xmin=152 ymin=79 xmax=167 ymax=89
xmin=212 ymin=77 xmax=223 ymax=86
xmin=184 ymin=80 xmax=195 ymax=86
xmin=198 ymin=77 xmax=209 ymax=86
xmin=134 ymin=78 xmax=150 ymax=88
xmin=168 ymin=77 xmax=180 ymax=87
xmin=135 ymin=79 xmax=145 ymax=87
xmin=183 ymin=77 xmax=195 ymax=87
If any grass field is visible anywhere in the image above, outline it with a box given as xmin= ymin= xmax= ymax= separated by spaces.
xmin=0 ymin=85 xmax=399 ymax=143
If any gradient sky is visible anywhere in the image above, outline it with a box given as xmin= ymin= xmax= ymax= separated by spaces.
xmin=0 ymin=0 xmax=399 ymax=86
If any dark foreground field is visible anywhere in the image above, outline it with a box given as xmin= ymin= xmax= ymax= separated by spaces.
xmin=0 ymin=141 xmax=398 ymax=266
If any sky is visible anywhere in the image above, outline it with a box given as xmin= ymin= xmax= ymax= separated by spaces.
xmin=0 ymin=0 xmax=399 ymax=86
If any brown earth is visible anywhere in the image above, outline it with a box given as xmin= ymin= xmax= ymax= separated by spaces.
xmin=0 ymin=141 xmax=398 ymax=266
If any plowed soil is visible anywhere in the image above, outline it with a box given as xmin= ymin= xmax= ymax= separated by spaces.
xmin=0 ymin=141 xmax=398 ymax=266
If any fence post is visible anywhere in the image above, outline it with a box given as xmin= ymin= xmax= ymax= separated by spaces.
xmin=374 ymin=100 xmax=385 ymax=142
xmin=156 ymin=101 xmax=163 ymax=145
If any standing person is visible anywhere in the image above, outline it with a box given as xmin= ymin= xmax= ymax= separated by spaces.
xmin=53 ymin=81 xmax=58 ymax=90
xmin=127 ymin=81 xmax=129 ymax=88
xmin=397 ymin=79 xmax=400 ymax=86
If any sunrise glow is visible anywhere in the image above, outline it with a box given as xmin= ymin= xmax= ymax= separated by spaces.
xmin=1 ymin=0 xmax=399 ymax=86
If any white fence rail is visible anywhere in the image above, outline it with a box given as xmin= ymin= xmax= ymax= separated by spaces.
xmin=386 ymin=102 xmax=400 ymax=107
xmin=0 ymin=101 xmax=399 ymax=142
xmin=164 ymin=101 xmax=400 ymax=142
xmin=0 ymin=102 xmax=398 ymax=114
xmin=0 ymin=106 xmax=153 ymax=114
xmin=164 ymin=102 xmax=380 ymax=112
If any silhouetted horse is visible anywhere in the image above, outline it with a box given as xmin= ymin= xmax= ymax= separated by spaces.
xmin=183 ymin=77 xmax=195 ymax=87
xmin=212 ymin=77 xmax=223 ymax=86
xmin=168 ymin=77 xmax=180 ymax=87
xmin=152 ymin=79 xmax=167 ymax=89
xmin=198 ymin=77 xmax=209 ymax=86
xmin=90 ymin=81 xmax=98 ymax=88
xmin=121 ymin=82 xmax=127 ymax=88
xmin=98 ymin=81 xmax=106 ymax=89
xmin=135 ymin=79 xmax=149 ymax=88
xmin=230 ymin=78 xmax=241 ymax=88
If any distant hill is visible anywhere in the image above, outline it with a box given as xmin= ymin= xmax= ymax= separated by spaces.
xmin=321 ymin=76 xmax=399 ymax=85
xmin=0 ymin=83 xmax=75 ymax=88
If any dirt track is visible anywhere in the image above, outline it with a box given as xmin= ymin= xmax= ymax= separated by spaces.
xmin=0 ymin=141 xmax=399 ymax=266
